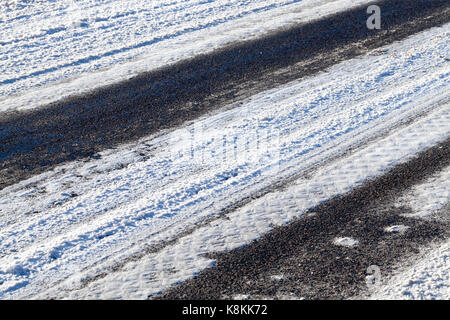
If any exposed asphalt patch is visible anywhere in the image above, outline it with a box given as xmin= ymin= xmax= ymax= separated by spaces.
xmin=1 ymin=0 xmax=449 ymax=190
xmin=156 ymin=138 xmax=450 ymax=300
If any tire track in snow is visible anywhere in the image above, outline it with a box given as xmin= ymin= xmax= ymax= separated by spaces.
xmin=158 ymin=137 xmax=450 ymax=300
xmin=1 ymin=0 xmax=449 ymax=190
xmin=0 ymin=1 xmax=449 ymax=299
xmin=0 ymin=20 xmax=449 ymax=298
xmin=42 ymin=103 xmax=449 ymax=300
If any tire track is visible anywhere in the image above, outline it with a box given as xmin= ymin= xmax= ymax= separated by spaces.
xmin=1 ymin=0 xmax=449 ymax=190
xmin=158 ymin=138 xmax=450 ymax=300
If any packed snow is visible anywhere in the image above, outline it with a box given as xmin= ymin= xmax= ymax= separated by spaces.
xmin=0 ymin=23 xmax=448 ymax=299
xmin=0 ymin=0 xmax=374 ymax=112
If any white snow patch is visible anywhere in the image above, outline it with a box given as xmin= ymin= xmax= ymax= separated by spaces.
xmin=333 ymin=237 xmax=360 ymax=248
xmin=270 ymin=274 xmax=285 ymax=281
xmin=384 ymin=225 xmax=411 ymax=234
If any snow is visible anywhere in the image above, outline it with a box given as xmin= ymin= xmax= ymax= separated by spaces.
xmin=0 ymin=0 xmax=374 ymax=112
xmin=46 ymin=100 xmax=448 ymax=300
xmin=270 ymin=274 xmax=285 ymax=281
xmin=362 ymin=166 xmax=449 ymax=300
xmin=0 ymin=23 xmax=448 ymax=299
xmin=384 ymin=225 xmax=410 ymax=234
xmin=333 ymin=237 xmax=359 ymax=248
xmin=395 ymin=166 xmax=450 ymax=219
xmin=368 ymin=240 xmax=450 ymax=300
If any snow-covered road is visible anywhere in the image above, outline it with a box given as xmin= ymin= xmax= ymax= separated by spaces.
xmin=0 ymin=22 xmax=448 ymax=299
xmin=0 ymin=0 xmax=374 ymax=112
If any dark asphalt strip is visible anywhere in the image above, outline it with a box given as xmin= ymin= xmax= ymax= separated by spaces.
xmin=1 ymin=0 xmax=449 ymax=190
xmin=157 ymin=138 xmax=450 ymax=300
